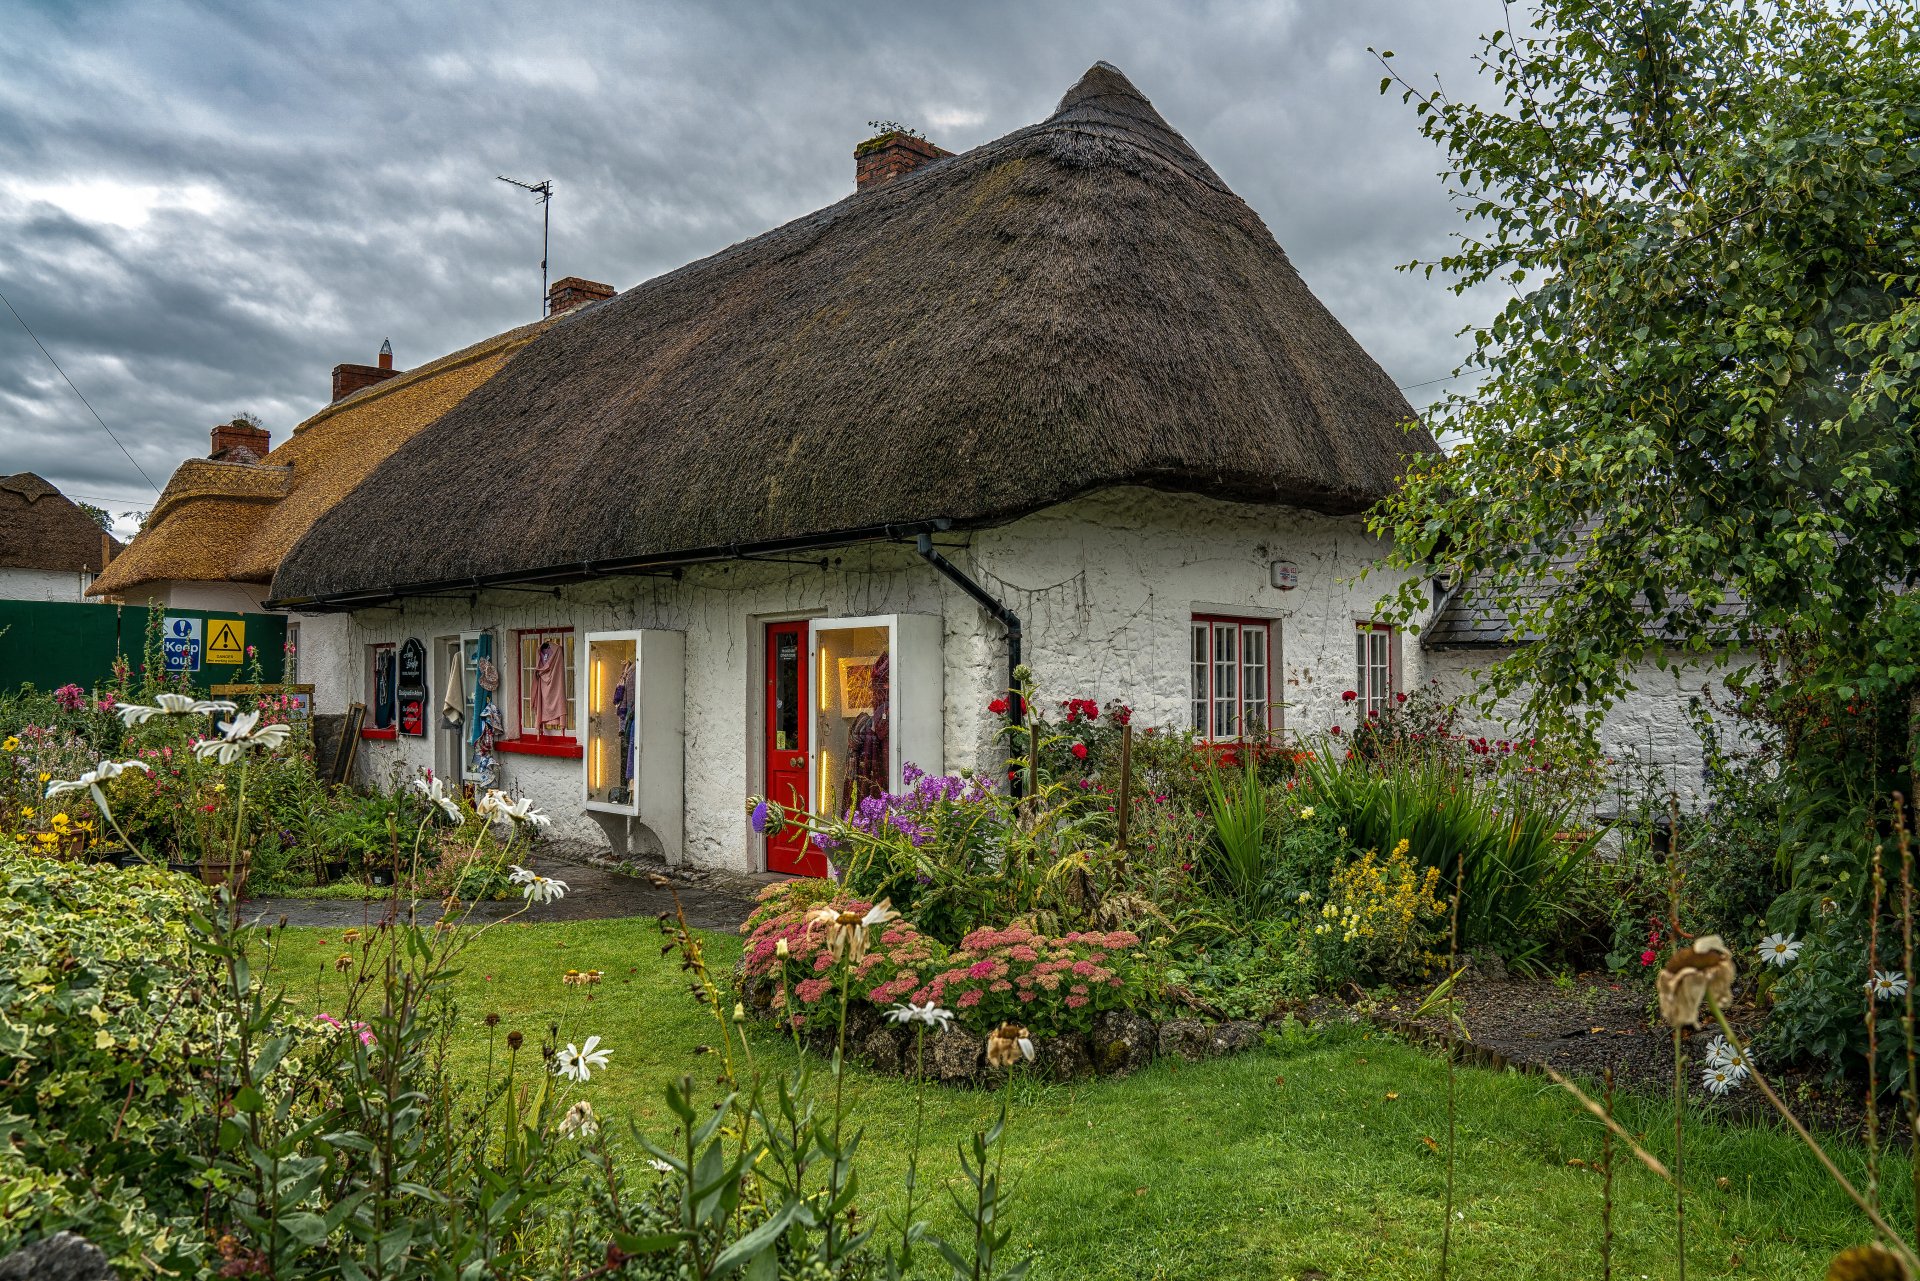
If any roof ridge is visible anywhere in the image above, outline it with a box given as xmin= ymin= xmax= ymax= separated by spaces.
xmin=1043 ymin=61 xmax=1226 ymax=191
xmin=0 ymin=472 xmax=58 ymax=504
xmin=291 ymin=314 xmax=552 ymax=436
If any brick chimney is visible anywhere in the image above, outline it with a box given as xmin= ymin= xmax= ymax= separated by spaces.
xmin=209 ymin=417 xmax=271 ymax=462
xmin=855 ymin=130 xmax=951 ymax=191
xmin=331 ymin=338 xmax=401 ymax=403
xmin=547 ymin=277 xmax=615 ymax=316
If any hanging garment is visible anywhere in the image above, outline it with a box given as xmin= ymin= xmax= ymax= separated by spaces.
xmin=442 ymin=645 xmax=467 ymax=726
xmin=615 ymin=659 xmax=637 ymax=783
xmin=372 ymin=649 xmax=396 ymax=729
xmin=469 ymin=633 xmax=495 ymax=746
xmin=530 ymin=640 xmax=568 ymax=731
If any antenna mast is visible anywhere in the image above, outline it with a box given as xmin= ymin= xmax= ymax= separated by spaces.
xmin=496 ymin=174 xmax=554 ymax=315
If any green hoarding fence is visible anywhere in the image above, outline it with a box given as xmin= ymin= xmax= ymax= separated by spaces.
xmin=0 ymin=601 xmax=287 ymax=695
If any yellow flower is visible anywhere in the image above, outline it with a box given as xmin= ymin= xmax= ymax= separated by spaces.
xmin=20 ymin=807 xmax=32 ymax=820
xmin=36 ymin=773 xmax=49 ymax=784
xmin=1 ymin=736 xmax=17 ymax=752
xmin=1392 ymin=838 xmax=1410 ymax=858
xmin=1298 ymin=806 xmax=1315 ymax=820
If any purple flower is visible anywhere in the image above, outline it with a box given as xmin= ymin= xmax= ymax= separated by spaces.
xmin=750 ymin=800 xmax=771 ymax=833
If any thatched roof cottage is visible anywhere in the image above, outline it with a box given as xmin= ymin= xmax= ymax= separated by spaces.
xmin=0 ymin=473 xmax=122 ymax=602
xmin=253 ymin=62 xmax=1726 ymax=868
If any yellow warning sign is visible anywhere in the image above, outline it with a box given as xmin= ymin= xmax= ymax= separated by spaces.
xmin=207 ymin=619 xmax=246 ymax=666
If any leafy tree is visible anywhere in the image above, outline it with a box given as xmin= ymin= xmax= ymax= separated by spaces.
xmin=1370 ymin=0 xmax=1920 ymax=737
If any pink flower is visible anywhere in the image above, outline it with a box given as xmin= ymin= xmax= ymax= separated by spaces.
xmin=1640 ymin=949 xmax=1657 ymax=967
xmin=958 ymin=990 xmax=983 ymax=1008
xmin=968 ymin=959 xmax=997 ymax=979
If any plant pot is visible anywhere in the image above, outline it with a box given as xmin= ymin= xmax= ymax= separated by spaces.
xmin=166 ymin=860 xmax=196 ymax=876
xmin=201 ymin=853 xmax=250 ymax=896
xmin=369 ymin=870 xmax=392 ymax=887
xmin=322 ymin=860 xmax=350 ymax=882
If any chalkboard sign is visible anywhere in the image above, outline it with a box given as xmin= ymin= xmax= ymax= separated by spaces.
xmin=397 ymin=638 xmax=428 ymax=738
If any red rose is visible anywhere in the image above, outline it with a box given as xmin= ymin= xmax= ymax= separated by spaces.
xmin=988 ymin=697 xmax=1010 ymax=715
xmin=1395 ymin=692 xmax=1407 ymax=703
xmin=1341 ymin=690 xmax=1357 ymax=702
xmin=1329 ymin=724 xmax=1343 ymax=736
xmin=1071 ymin=742 xmax=1089 ymax=760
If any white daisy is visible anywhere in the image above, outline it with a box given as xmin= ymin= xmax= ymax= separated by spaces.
xmin=480 ymin=789 xmax=549 ymax=826
xmin=1870 ymin=971 xmax=1910 ymax=1002
xmin=885 ymin=1000 xmax=955 ymax=1033
xmin=1703 ymin=1034 xmax=1750 ymax=1073
xmin=193 ymin=711 xmax=292 ymax=764
xmin=115 ymin=693 xmax=236 ymax=725
xmin=1701 ymin=1063 xmax=1747 ymax=1096
xmin=510 ymin=865 xmax=568 ymax=904
xmin=553 ymin=1035 xmax=611 ymax=1082
xmin=413 ymin=774 xmax=463 ymax=822
xmin=45 ymin=758 xmax=150 ymax=798
xmin=1756 ymin=933 xmax=1801 ymax=967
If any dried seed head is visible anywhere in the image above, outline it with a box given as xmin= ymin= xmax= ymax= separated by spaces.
xmin=484 ymin=1012 xmax=500 ymax=1028
xmin=1826 ymin=1244 xmax=1911 ymax=1281
xmin=506 ymin=1030 xmax=523 ymax=1051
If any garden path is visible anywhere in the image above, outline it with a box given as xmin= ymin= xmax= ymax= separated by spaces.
xmin=242 ymin=852 xmax=759 ymax=933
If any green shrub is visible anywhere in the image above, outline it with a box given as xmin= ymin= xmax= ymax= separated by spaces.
xmin=0 ymin=856 xmax=221 ymax=1275
xmin=1301 ymin=747 xmax=1592 ymax=965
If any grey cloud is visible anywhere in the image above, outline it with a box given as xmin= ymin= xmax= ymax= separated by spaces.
xmin=0 ymin=0 xmax=1504 ymax=520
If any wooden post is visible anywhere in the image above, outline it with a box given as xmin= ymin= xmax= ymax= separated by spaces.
xmin=1115 ymin=722 xmax=1134 ymax=856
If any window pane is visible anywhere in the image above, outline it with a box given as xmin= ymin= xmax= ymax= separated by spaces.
xmin=1241 ymin=626 xmax=1266 ymax=737
xmin=1213 ymin=624 xmax=1238 ymax=737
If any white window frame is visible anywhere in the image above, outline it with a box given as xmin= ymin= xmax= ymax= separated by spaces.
xmin=1355 ymin=621 xmax=1397 ymax=718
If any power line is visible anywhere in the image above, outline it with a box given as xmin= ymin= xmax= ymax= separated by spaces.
xmin=1397 ymin=371 xmax=1471 ymax=392
xmin=0 ymin=285 xmax=161 ymax=494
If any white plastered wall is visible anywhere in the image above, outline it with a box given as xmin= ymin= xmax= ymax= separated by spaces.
xmin=1420 ymin=647 xmax=1762 ymax=806
xmin=0 ymin=567 xmax=98 ymax=601
xmin=316 ymin=486 xmax=1734 ymax=870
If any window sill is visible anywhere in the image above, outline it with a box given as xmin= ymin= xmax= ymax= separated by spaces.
xmin=497 ymin=738 xmax=583 ymax=760
xmin=359 ymin=727 xmax=399 ymax=741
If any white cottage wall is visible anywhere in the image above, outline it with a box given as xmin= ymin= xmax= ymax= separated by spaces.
xmin=0 ymin=566 xmax=97 ymax=602
xmin=1420 ymin=647 xmax=1763 ymax=805
xmin=315 ymin=487 xmax=1426 ymax=872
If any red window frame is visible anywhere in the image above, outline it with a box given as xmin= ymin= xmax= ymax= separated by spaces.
xmin=511 ymin=627 xmax=577 ymax=747
xmin=1190 ymin=615 xmax=1274 ymax=742
xmin=1355 ymin=621 xmax=1397 ymax=719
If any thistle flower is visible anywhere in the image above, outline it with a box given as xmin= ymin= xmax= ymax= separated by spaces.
xmin=115 ymin=692 xmax=236 ymax=725
xmin=885 ymin=1000 xmax=956 ymax=1033
xmin=1656 ymin=935 xmax=1735 ymax=1029
xmin=554 ymin=1035 xmax=611 ymax=1082
xmin=985 ymin=1021 xmax=1035 ymax=1068
xmin=509 ymin=864 xmax=569 ymax=904
xmin=747 ymin=796 xmax=785 ymax=836
xmin=1756 ymin=932 xmax=1801 ymax=967
xmin=193 ymin=711 xmax=291 ymax=764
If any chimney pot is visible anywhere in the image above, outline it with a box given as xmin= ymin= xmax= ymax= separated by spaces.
xmin=855 ymin=130 xmax=951 ymax=191
xmin=378 ymin=338 xmax=393 ymax=371
xmin=209 ymin=418 xmax=271 ymax=462
xmin=547 ymin=277 xmax=616 ymax=316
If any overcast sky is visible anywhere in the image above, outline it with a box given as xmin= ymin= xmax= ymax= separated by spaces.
xmin=0 ymin=0 xmax=1503 ymax=536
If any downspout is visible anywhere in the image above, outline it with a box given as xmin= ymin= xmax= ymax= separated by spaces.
xmin=915 ymin=534 xmax=1025 ymax=797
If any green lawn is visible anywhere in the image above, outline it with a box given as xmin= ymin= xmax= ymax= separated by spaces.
xmin=264 ymin=918 xmax=1888 ymax=1280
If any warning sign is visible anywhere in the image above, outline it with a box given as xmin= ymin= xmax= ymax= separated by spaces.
xmin=207 ymin=619 xmax=246 ymax=666
xmin=161 ymin=616 xmax=202 ymax=672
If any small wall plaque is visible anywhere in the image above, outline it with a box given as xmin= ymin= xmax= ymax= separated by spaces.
xmin=1270 ymin=559 xmax=1299 ymax=590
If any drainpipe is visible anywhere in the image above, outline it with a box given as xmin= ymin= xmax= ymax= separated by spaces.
xmin=915 ymin=534 xmax=1025 ymax=797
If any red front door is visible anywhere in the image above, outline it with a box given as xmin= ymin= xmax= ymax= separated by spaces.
xmin=764 ymin=621 xmax=824 ymax=876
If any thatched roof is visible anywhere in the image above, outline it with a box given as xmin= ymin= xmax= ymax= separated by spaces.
xmin=0 ymin=473 xmax=121 ymax=575
xmin=88 ymin=318 xmax=551 ymax=600
xmin=273 ymin=63 xmax=1435 ymax=607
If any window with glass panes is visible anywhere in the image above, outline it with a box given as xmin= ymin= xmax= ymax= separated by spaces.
xmin=1190 ymin=616 xmax=1273 ymax=740
xmin=1355 ymin=622 xmax=1395 ymax=717
xmin=515 ymin=628 xmax=577 ymax=742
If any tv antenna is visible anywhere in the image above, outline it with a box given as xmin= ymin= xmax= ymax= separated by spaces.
xmin=496 ymin=174 xmax=554 ymax=315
